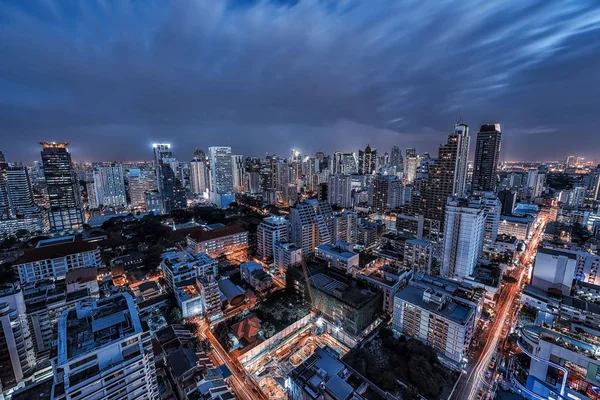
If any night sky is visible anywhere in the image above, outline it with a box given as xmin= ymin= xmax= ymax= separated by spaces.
xmin=1 ymin=1 xmax=600 ymax=163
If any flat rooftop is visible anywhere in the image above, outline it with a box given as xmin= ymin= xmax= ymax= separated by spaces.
xmin=316 ymin=243 xmax=357 ymax=259
xmin=16 ymin=235 xmax=101 ymax=264
xmin=186 ymin=226 xmax=247 ymax=242
xmin=396 ymin=285 xmax=475 ymax=326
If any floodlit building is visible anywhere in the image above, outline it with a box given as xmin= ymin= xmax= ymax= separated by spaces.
xmin=186 ymin=226 xmax=249 ymax=259
xmin=442 ymin=198 xmax=486 ymax=280
xmin=54 ymin=293 xmax=159 ymax=400
xmin=14 ymin=236 xmax=103 ymax=284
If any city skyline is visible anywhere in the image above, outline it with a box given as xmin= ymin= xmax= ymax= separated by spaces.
xmin=2 ymin=1 xmax=600 ymax=162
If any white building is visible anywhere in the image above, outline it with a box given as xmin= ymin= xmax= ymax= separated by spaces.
xmin=290 ymin=200 xmax=333 ymax=256
xmin=0 ymin=284 xmax=36 ymax=391
xmin=479 ymin=192 xmax=501 ymax=244
xmin=128 ymin=167 xmax=156 ymax=209
xmin=442 ymin=198 xmax=486 ymax=280
xmin=232 ymin=154 xmax=245 ymax=194
xmin=208 ymin=146 xmax=234 ymax=208
xmin=93 ymin=164 xmax=127 ymax=207
xmin=315 ymin=242 xmax=359 ymax=273
xmin=403 ymin=239 xmax=433 ymax=274
xmin=273 ymin=242 xmax=302 ymax=275
xmin=14 ymin=236 xmax=102 ymax=284
xmin=327 ymin=174 xmax=353 ymax=208
xmin=498 ymin=215 xmax=534 ymax=241
xmin=55 ymin=293 xmax=159 ymax=400
xmin=240 ymin=261 xmax=273 ymax=292
xmin=161 ymin=251 xmax=218 ymax=292
xmin=332 ymin=210 xmax=358 ymax=243
xmin=392 ymin=284 xmax=476 ymax=364
xmin=256 ymin=216 xmax=288 ymax=262
xmin=189 ymin=158 xmax=208 ymax=196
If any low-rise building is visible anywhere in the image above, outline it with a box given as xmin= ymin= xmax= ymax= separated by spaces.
xmin=356 ymin=264 xmax=412 ymax=315
xmin=498 ymin=215 xmax=534 ymax=241
xmin=240 ymin=261 xmax=273 ymax=292
xmin=273 ymin=242 xmax=302 ymax=276
xmin=186 ymin=226 xmax=248 ymax=259
xmin=314 ymin=242 xmax=359 ymax=274
xmin=161 ymin=251 xmax=218 ymax=292
xmin=14 ymin=235 xmax=102 ymax=284
xmin=403 ymin=238 xmax=433 ymax=274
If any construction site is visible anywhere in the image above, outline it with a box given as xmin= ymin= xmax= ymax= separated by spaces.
xmin=239 ymin=313 xmax=350 ymax=399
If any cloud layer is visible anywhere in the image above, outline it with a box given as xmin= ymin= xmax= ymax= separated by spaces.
xmin=1 ymin=0 xmax=599 ymax=162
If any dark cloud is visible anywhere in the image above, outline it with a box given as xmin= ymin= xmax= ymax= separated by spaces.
xmin=1 ymin=0 xmax=599 ymax=162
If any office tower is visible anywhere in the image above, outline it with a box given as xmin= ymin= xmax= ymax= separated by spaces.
xmin=585 ymin=165 xmax=600 ymax=202
xmin=372 ymin=175 xmax=402 ymax=212
xmin=343 ymin=153 xmax=358 ymax=175
xmin=404 ymin=155 xmax=419 ymax=184
xmin=411 ymin=123 xmax=470 ymax=224
xmin=275 ymin=159 xmax=290 ymax=192
xmin=40 ymin=142 xmax=84 ymax=231
xmin=498 ymin=189 xmax=516 ymax=215
xmin=92 ymin=164 xmax=127 ymax=207
xmin=259 ymin=156 xmax=275 ymax=192
xmin=127 ymin=166 xmax=156 ymax=209
xmin=232 ymin=154 xmax=245 ymax=194
xmin=86 ymin=180 xmax=100 ymax=209
xmin=153 ymin=143 xmax=172 ymax=166
xmin=2 ymin=166 xmax=39 ymax=218
xmin=257 ymin=216 xmax=288 ymax=262
xmin=190 ymin=157 xmax=208 ymax=195
xmin=290 ymin=199 xmax=333 ymax=256
xmin=390 ymin=146 xmax=403 ymax=172
xmin=405 ymin=148 xmax=416 ymax=159
xmin=327 ymin=174 xmax=353 ymax=208
xmin=0 ymin=284 xmax=36 ymax=391
xmin=472 ymin=123 xmax=502 ymax=192
xmin=55 ymin=293 xmax=159 ymax=399
xmin=358 ymin=145 xmax=377 ymax=175
xmin=442 ymin=198 xmax=486 ymax=280
xmin=208 ymin=146 xmax=234 ymax=208
xmin=479 ymin=192 xmax=501 ymax=243
xmin=194 ymin=147 xmax=206 ymax=161
xmin=157 ymin=163 xmax=176 ymax=213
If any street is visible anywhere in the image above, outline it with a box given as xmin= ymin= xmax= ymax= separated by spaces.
xmin=453 ymin=211 xmax=549 ymax=400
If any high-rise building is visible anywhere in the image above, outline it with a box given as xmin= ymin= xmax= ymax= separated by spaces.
xmin=372 ymin=175 xmax=402 ymax=212
xmin=189 ymin=158 xmax=208 ymax=195
xmin=498 ymin=189 xmax=517 ymax=215
xmin=0 ymin=284 xmax=36 ymax=391
xmin=257 ymin=216 xmax=288 ymax=262
xmin=208 ymin=146 xmax=234 ymax=208
xmin=472 ymin=124 xmax=502 ymax=192
xmin=332 ymin=210 xmax=358 ymax=243
xmin=40 ymin=142 xmax=84 ymax=231
xmin=232 ymin=154 xmax=245 ymax=194
xmin=390 ymin=146 xmax=403 ymax=172
xmin=54 ymin=293 xmax=159 ymax=399
xmin=290 ymin=199 xmax=333 ymax=256
xmin=327 ymin=174 xmax=352 ymax=208
xmin=127 ymin=166 xmax=156 ymax=209
xmin=358 ymin=145 xmax=377 ymax=175
xmin=411 ymin=123 xmax=470 ymax=224
xmin=153 ymin=143 xmax=172 ymax=166
xmin=92 ymin=164 xmax=127 ymax=207
xmin=479 ymin=192 xmax=501 ymax=244
xmin=404 ymin=155 xmax=419 ymax=184
xmin=442 ymin=197 xmax=486 ymax=280
xmin=0 ymin=164 xmax=46 ymax=236
xmin=403 ymin=239 xmax=433 ymax=274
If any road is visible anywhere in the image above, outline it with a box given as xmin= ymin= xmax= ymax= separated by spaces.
xmin=196 ymin=321 xmax=265 ymax=400
xmin=454 ymin=211 xmax=550 ymax=400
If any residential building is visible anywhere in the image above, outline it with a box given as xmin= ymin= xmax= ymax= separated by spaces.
xmin=92 ymin=164 xmax=127 ymax=207
xmin=358 ymin=145 xmax=377 ymax=175
xmin=190 ymin=157 xmax=208 ymax=195
xmin=479 ymin=192 xmax=501 ymax=244
xmin=315 ymin=242 xmax=359 ymax=273
xmin=273 ymin=242 xmax=302 ymax=275
xmin=498 ymin=189 xmax=517 ymax=215
xmin=256 ymin=216 xmax=288 ymax=262
xmin=371 ymin=175 xmax=402 ymax=212
xmin=356 ymin=264 xmax=412 ymax=315
xmin=472 ymin=124 xmax=502 ymax=192
xmin=290 ymin=200 xmax=333 ymax=256
xmin=332 ymin=210 xmax=358 ymax=243
xmin=403 ymin=239 xmax=433 ymax=274
xmin=161 ymin=251 xmax=218 ymax=292
xmin=327 ymin=174 xmax=353 ymax=208
xmin=186 ymin=226 xmax=249 ymax=259
xmin=232 ymin=154 xmax=245 ymax=194
xmin=14 ymin=235 xmax=102 ymax=284
xmin=442 ymin=198 xmax=486 ymax=280
xmin=40 ymin=142 xmax=84 ymax=231
xmin=392 ymin=284 xmax=476 ymax=364
xmin=240 ymin=261 xmax=273 ymax=292
xmin=0 ymin=284 xmax=36 ymax=391
xmin=498 ymin=215 xmax=534 ymax=241
xmin=54 ymin=293 xmax=159 ymax=400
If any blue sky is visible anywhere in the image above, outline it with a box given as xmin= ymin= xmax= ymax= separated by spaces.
xmin=1 ymin=0 xmax=599 ymax=162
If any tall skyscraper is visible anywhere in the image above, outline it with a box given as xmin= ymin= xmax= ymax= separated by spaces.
xmin=290 ymin=199 xmax=333 ymax=256
xmin=371 ymin=175 xmax=402 ymax=212
xmin=441 ymin=197 xmax=486 ymax=280
xmin=208 ymin=146 xmax=234 ymax=208
xmin=92 ymin=164 xmax=127 ymax=207
xmin=40 ymin=142 xmax=84 ymax=231
xmin=358 ymin=145 xmax=377 ymax=175
xmin=153 ymin=143 xmax=172 ymax=166
xmin=127 ymin=166 xmax=156 ymax=209
xmin=2 ymin=166 xmax=39 ymax=218
xmin=190 ymin=157 xmax=208 ymax=195
xmin=327 ymin=174 xmax=353 ymax=208
xmin=390 ymin=146 xmax=403 ymax=172
xmin=232 ymin=154 xmax=245 ymax=194
xmin=472 ymin=124 xmax=502 ymax=192
xmin=404 ymin=155 xmax=419 ymax=184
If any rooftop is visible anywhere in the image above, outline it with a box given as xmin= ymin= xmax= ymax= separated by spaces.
xmin=16 ymin=235 xmax=102 ymax=264
xmin=316 ymin=243 xmax=357 ymax=259
xmin=186 ymin=225 xmax=247 ymax=243
xmin=396 ymin=284 xmax=475 ymax=325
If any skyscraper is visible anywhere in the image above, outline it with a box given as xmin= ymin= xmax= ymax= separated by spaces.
xmin=127 ymin=166 xmax=156 ymax=209
xmin=232 ymin=154 xmax=245 ymax=194
xmin=40 ymin=142 xmax=84 ymax=231
xmin=153 ymin=143 xmax=172 ymax=167
xmin=358 ymin=145 xmax=377 ymax=175
xmin=208 ymin=146 xmax=234 ymax=208
xmin=390 ymin=146 xmax=403 ymax=172
xmin=371 ymin=175 xmax=402 ymax=212
xmin=442 ymin=197 xmax=486 ymax=280
xmin=190 ymin=157 xmax=208 ymax=195
xmin=327 ymin=174 xmax=353 ymax=208
xmin=472 ymin=123 xmax=502 ymax=192
xmin=93 ymin=164 xmax=127 ymax=207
